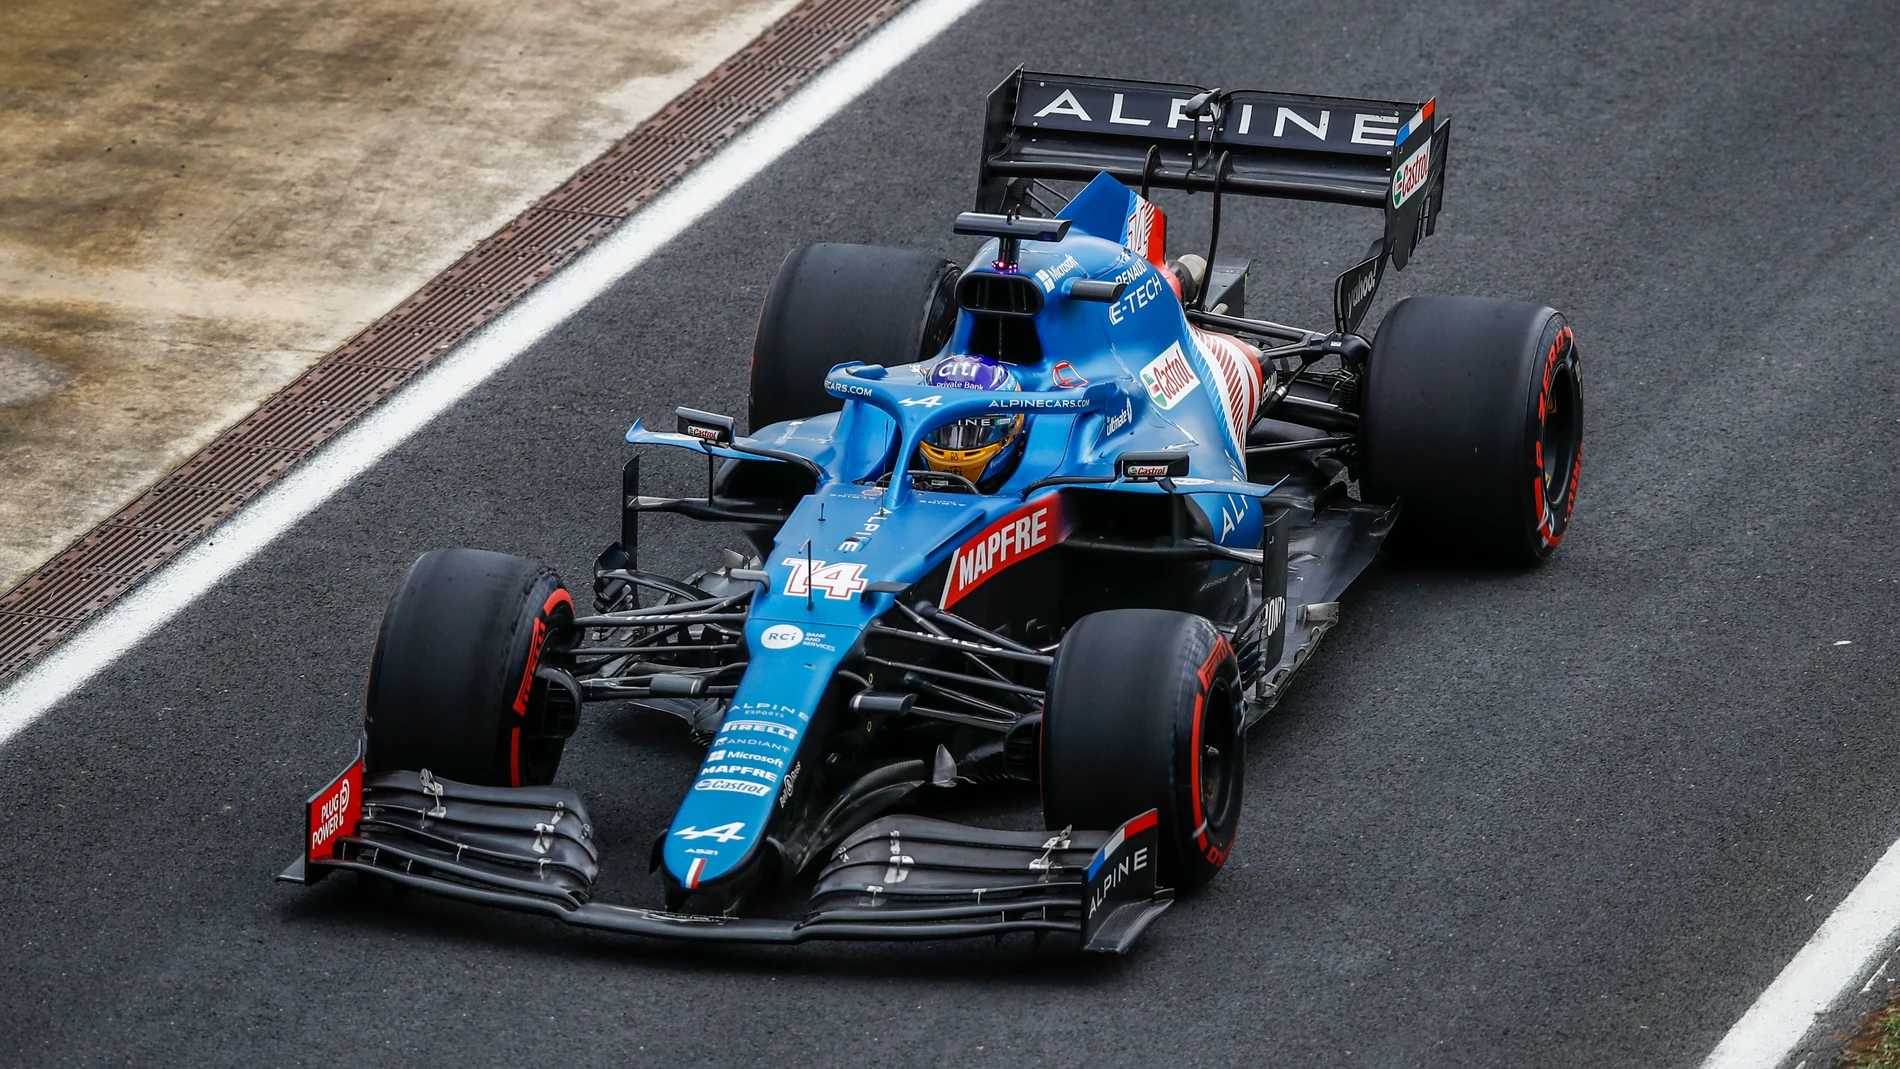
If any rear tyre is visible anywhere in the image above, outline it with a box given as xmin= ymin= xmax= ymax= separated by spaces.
xmin=748 ymin=243 xmax=960 ymax=431
xmin=1362 ymin=296 xmax=1583 ymax=564
xmin=365 ymin=548 xmax=575 ymax=787
xmin=1041 ymin=609 xmax=1244 ymax=891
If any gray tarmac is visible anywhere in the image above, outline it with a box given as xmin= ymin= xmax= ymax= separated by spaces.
xmin=5 ymin=0 xmax=1900 ymax=1065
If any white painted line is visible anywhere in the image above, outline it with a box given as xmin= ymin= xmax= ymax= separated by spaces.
xmin=1702 ymin=839 xmax=1900 ymax=1069
xmin=1860 ymin=955 xmax=1891 ymax=995
xmin=0 ymin=0 xmax=987 ymax=750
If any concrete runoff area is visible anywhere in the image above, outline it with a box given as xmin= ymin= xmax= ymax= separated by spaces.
xmin=0 ymin=0 xmax=796 ymax=592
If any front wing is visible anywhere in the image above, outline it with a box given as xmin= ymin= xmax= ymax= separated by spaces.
xmin=279 ymin=768 xmax=1171 ymax=953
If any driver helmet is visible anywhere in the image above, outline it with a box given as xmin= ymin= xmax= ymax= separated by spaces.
xmin=918 ymin=354 xmax=1026 ymax=488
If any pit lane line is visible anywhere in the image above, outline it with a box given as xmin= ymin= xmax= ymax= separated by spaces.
xmin=0 ymin=0 xmax=988 ymax=750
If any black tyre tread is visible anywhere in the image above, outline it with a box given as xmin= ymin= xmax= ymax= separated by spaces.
xmin=748 ymin=243 xmax=959 ymax=432
xmin=1042 ymin=608 xmax=1243 ymax=890
xmin=1363 ymin=296 xmax=1581 ymax=564
xmin=365 ymin=548 xmax=571 ymax=787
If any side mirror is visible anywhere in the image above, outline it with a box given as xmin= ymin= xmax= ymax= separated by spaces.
xmin=1117 ymin=450 xmax=1189 ymax=482
xmin=952 ymin=212 xmax=1072 ymax=268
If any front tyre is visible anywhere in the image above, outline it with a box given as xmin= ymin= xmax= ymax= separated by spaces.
xmin=364 ymin=548 xmax=575 ymax=787
xmin=1362 ymin=297 xmax=1583 ymax=564
xmin=1041 ymin=609 xmax=1244 ymax=891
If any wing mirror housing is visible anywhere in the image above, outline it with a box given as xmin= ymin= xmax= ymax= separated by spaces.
xmin=675 ymin=407 xmax=736 ymax=445
xmin=953 ymin=211 xmax=1072 ymax=268
xmin=1117 ymin=451 xmax=1190 ymax=482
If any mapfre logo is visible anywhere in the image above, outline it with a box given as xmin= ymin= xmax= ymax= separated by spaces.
xmin=941 ymin=497 xmax=1073 ymax=608
xmin=1140 ymin=343 xmax=1201 ymax=410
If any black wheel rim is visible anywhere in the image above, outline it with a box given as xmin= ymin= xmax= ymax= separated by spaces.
xmin=1541 ymin=359 xmax=1582 ymax=513
xmin=1199 ymin=677 xmax=1240 ymax=830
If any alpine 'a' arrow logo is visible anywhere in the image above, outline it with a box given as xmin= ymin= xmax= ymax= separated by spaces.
xmin=674 ymin=822 xmax=747 ymax=843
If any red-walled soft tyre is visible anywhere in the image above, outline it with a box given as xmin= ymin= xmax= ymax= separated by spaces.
xmin=1041 ymin=609 xmax=1244 ymax=891
xmin=365 ymin=548 xmax=575 ymax=787
xmin=1363 ymin=297 xmax=1583 ymax=564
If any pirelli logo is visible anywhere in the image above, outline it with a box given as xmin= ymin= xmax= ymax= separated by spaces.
xmin=941 ymin=497 xmax=1073 ymax=609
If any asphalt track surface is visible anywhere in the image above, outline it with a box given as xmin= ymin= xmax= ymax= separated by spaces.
xmin=6 ymin=1 xmax=1900 ymax=1065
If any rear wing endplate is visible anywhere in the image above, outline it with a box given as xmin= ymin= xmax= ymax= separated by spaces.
xmin=975 ymin=70 xmax=1452 ymax=332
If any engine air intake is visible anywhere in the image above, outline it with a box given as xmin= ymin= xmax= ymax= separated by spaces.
xmin=956 ymin=272 xmax=1045 ymax=318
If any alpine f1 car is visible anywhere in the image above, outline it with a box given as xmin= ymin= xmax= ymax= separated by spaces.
xmin=282 ymin=70 xmax=1583 ymax=952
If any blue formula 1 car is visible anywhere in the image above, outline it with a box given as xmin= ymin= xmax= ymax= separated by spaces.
xmin=282 ymin=70 xmax=1583 ymax=953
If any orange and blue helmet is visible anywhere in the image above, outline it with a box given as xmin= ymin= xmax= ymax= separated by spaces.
xmin=918 ymin=355 xmax=1026 ymax=488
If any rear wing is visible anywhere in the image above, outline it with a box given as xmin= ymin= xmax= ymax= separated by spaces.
xmin=975 ymin=70 xmax=1451 ymax=331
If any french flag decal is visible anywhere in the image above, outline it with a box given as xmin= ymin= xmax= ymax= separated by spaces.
xmin=1395 ymin=98 xmax=1435 ymax=144
xmin=1086 ymin=809 xmax=1159 ymax=880
xmin=686 ymin=857 xmax=707 ymax=889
